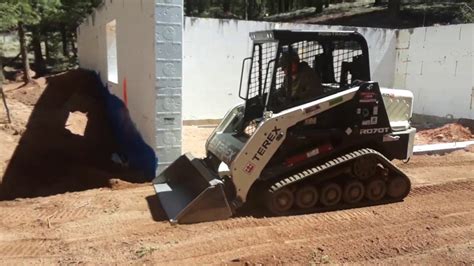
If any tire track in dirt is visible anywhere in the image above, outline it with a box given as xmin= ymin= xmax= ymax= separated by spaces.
xmin=0 ymin=204 xmax=98 ymax=225
xmin=0 ymin=188 xmax=133 ymax=225
xmin=0 ymin=238 xmax=55 ymax=258
xmin=140 ymin=180 xmax=473 ymax=264
xmin=221 ymin=210 xmax=473 ymax=264
xmin=411 ymin=180 xmax=473 ymax=194
xmin=0 ymin=180 xmax=472 ymax=264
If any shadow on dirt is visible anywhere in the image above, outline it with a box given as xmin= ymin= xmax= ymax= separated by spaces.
xmin=0 ymin=70 xmax=144 ymax=200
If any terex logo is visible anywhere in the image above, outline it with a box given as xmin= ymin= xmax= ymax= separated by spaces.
xmin=252 ymin=126 xmax=282 ymax=161
xmin=360 ymin=127 xmax=390 ymax=135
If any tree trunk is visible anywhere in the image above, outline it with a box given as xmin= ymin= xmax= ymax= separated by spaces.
xmin=32 ymin=26 xmax=45 ymax=75
xmin=61 ymin=25 xmax=68 ymax=57
xmin=388 ymin=0 xmax=400 ymax=18
xmin=222 ymin=0 xmax=231 ymax=13
xmin=316 ymin=0 xmax=324 ymax=13
xmin=0 ymin=58 xmax=12 ymax=124
xmin=248 ymin=0 xmax=258 ymax=19
xmin=185 ymin=0 xmax=193 ymax=15
xmin=265 ymin=0 xmax=274 ymax=15
xmin=244 ymin=0 xmax=248 ymax=20
xmin=70 ymin=32 xmax=77 ymax=58
xmin=374 ymin=0 xmax=382 ymax=6
xmin=197 ymin=0 xmax=207 ymax=14
xmin=44 ymin=33 xmax=50 ymax=61
xmin=18 ymin=22 xmax=32 ymax=83
xmin=0 ymin=57 xmax=4 ymax=82
xmin=324 ymin=0 xmax=329 ymax=8
xmin=284 ymin=0 xmax=290 ymax=12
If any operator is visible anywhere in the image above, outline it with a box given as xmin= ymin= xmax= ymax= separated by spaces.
xmin=277 ymin=49 xmax=323 ymax=104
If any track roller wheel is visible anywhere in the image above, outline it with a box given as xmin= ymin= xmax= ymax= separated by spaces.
xmin=266 ymin=188 xmax=294 ymax=215
xmin=365 ymin=179 xmax=387 ymax=202
xmin=295 ymin=186 xmax=319 ymax=209
xmin=343 ymin=180 xmax=365 ymax=204
xmin=320 ymin=183 xmax=342 ymax=207
xmin=352 ymin=156 xmax=377 ymax=180
xmin=387 ymin=176 xmax=411 ymax=199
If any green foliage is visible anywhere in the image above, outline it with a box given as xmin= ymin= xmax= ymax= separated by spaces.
xmin=402 ymin=2 xmax=473 ymax=25
xmin=0 ymin=0 xmax=100 ymax=76
xmin=0 ymin=0 xmax=37 ymax=29
xmin=0 ymin=2 xmax=18 ymax=30
xmin=184 ymin=0 xmax=330 ymax=20
xmin=55 ymin=0 xmax=102 ymax=28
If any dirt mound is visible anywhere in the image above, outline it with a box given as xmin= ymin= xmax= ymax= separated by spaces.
xmin=0 ymin=70 xmax=142 ymax=200
xmin=415 ymin=123 xmax=474 ymax=145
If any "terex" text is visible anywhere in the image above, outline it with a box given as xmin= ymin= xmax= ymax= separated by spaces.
xmin=252 ymin=126 xmax=282 ymax=161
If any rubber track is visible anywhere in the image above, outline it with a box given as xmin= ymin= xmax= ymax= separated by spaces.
xmin=264 ymin=148 xmax=411 ymax=215
xmin=269 ymin=148 xmax=407 ymax=193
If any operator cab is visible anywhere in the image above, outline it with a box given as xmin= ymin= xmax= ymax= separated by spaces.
xmin=239 ymin=29 xmax=371 ymax=129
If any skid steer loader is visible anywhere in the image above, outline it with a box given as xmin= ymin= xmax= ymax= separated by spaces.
xmin=153 ymin=30 xmax=416 ymax=224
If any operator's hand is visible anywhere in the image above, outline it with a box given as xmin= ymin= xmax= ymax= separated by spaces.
xmin=277 ymin=89 xmax=290 ymax=105
xmin=351 ymin=79 xmax=365 ymax=86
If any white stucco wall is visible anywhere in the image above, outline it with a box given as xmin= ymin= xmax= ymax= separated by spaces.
xmin=394 ymin=24 xmax=474 ymax=119
xmin=182 ymin=17 xmax=398 ymax=120
xmin=77 ymin=0 xmax=157 ymax=148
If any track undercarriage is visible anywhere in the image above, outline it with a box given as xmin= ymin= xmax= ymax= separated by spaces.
xmin=263 ymin=149 xmax=411 ymax=215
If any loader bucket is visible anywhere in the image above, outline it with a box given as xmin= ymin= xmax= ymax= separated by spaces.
xmin=152 ymin=153 xmax=233 ymax=224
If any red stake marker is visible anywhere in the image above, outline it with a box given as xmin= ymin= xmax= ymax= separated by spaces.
xmin=123 ymin=77 xmax=128 ymax=107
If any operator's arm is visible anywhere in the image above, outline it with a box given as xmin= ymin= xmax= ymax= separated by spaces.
xmin=292 ymin=71 xmax=323 ymax=102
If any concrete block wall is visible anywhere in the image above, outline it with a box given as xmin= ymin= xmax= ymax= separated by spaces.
xmin=394 ymin=24 xmax=474 ymax=119
xmin=154 ymin=0 xmax=183 ymax=171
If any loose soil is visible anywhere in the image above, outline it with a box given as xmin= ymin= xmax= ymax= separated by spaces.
xmin=415 ymin=123 xmax=474 ymax=145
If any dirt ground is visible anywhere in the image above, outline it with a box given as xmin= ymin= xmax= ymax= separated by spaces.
xmin=0 ymin=73 xmax=473 ymax=264
xmin=0 ymin=155 xmax=472 ymax=264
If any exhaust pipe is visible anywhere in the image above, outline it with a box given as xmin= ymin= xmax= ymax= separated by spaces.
xmin=152 ymin=153 xmax=233 ymax=224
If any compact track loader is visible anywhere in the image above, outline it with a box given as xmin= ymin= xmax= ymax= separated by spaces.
xmin=153 ymin=30 xmax=416 ymax=224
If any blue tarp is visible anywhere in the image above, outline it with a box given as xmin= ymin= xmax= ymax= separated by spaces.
xmin=92 ymin=71 xmax=157 ymax=180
